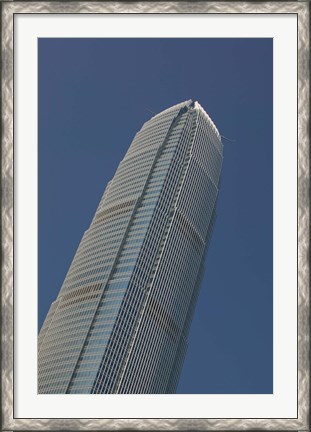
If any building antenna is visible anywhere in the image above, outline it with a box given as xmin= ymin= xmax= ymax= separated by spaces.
xmin=146 ymin=107 xmax=157 ymax=116
xmin=220 ymin=134 xmax=236 ymax=143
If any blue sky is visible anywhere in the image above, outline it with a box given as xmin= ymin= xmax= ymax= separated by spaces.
xmin=38 ymin=38 xmax=273 ymax=394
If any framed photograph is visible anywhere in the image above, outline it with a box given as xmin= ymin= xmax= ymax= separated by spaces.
xmin=1 ymin=1 xmax=309 ymax=430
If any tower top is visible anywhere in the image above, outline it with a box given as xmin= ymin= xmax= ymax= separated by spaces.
xmin=193 ymin=100 xmax=221 ymax=141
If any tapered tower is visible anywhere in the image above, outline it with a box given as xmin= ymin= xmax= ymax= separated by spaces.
xmin=38 ymin=100 xmax=223 ymax=394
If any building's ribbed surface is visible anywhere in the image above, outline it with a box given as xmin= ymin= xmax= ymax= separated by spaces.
xmin=38 ymin=100 xmax=223 ymax=394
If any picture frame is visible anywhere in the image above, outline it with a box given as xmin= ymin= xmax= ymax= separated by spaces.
xmin=1 ymin=1 xmax=309 ymax=430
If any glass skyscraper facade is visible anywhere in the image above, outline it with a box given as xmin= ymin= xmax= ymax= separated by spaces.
xmin=38 ymin=100 xmax=223 ymax=394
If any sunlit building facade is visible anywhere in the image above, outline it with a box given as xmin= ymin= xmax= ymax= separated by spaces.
xmin=38 ymin=100 xmax=223 ymax=394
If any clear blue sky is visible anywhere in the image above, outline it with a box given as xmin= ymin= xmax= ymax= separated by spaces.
xmin=38 ymin=38 xmax=273 ymax=394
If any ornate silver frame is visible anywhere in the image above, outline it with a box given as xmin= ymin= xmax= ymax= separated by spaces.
xmin=1 ymin=1 xmax=309 ymax=430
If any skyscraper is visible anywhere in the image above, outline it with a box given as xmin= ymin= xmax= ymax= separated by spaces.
xmin=38 ymin=100 xmax=223 ymax=394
